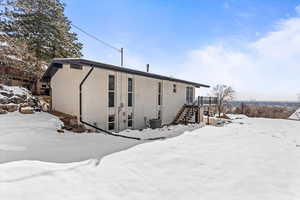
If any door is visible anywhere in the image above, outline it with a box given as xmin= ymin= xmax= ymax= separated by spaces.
xmin=186 ymin=87 xmax=194 ymax=104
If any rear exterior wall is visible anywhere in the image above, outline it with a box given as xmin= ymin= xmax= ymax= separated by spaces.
xmin=51 ymin=64 xmax=195 ymax=132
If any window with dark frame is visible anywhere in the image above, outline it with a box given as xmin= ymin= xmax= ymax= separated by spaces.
xmin=158 ymin=82 xmax=162 ymax=105
xmin=190 ymin=87 xmax=193 ymax=103
xmin=128 ymin=113 xmax=133 ymax=128
xmin=108 ymin=75 xmax=115 ymax=107
xmin=108 ymin=115 xmax=115 ymax=130
xmin=128 ymin=78 xmax=133 ymax=107
xmin=186 ymin=87 xmax=194 ymax=103
xmin=173 ymin=84 xmax=176 ymax=93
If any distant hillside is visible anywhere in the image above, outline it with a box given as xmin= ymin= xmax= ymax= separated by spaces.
xmin=230 ymin=101 xmax=299 ymax=109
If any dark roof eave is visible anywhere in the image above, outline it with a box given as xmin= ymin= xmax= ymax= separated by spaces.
xmin=42 ymin=58 xmax=210 ymax=88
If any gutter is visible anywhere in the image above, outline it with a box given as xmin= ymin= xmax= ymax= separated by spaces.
xmin=79 ymin=67 xmax=141 ymax=140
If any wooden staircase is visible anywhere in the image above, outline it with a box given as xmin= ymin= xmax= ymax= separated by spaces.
xmin=173 ymin=105 xmax=197 ymax=125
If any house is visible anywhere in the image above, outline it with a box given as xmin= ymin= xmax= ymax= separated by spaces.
xmin=0 ymin=65 xmax=49 ymax=95
xmin=289 ymin=107 xmax=300 ymax=120
xmin=42 ymin=58 xmax=210 ymax=132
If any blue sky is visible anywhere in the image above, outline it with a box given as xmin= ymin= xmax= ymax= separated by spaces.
xmin=63 ymin=0 xmax=300 ymax=101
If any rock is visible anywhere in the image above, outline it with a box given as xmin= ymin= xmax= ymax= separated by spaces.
xmin=20 ymin=106 xmax=34 ymax=114
xmin=59 ymin=117 xmax=69 ymax=125
xmin=62 ymin=125 xmax=73 ymax=131
xmin=27 ymin=97 xmax=37 ymax=107
xmin=15 ymin=93 xmax=27 ymax=100
xmin=220 ymin=113 xmax=231 ymax=120
xmin=69 ymin=118 xmax=78 ymax=126
xmin=0 ymin=109 xmax=7 ymax=114
xmin=72 ymin=124 xmax=86 ymax=133
xmin=41 ymin=103 xmax=49 ymax=112
xmin=0 ymin=104 xmax=7 ymax=110
xmin=20 ymin=103 xmax=30 ymax=108
xmin=6 ymin=104 xmax=18 ymax=112
xmin=0 ymin=97 xmax=8 ymax=104
xmin=57 ymin=129 xmax=64 ymax=133
xmin=34 ymin=107 xmax=42 ymax=112
xmin=87 ymin=129 xmax=94 ymax=133
xmin=0 ymin=91 xmax=13 ymax=98
xmin=9 ymin=96 xmax=24 ymax=104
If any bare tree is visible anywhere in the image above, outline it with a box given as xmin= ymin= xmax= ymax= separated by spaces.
xmin=211 ymin=84 xmax=235 ymax=117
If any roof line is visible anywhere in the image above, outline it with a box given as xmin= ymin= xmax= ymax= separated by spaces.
xmin=42 ymin=58 xmax=210 ymax=88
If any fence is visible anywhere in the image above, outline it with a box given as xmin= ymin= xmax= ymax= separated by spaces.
xmin=196 ymin=96 xmax=218 ymax=106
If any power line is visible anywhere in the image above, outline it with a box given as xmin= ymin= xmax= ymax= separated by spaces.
xmin=70 ymin=23 xmax=124 ymax=66
xmin=2 ymin=1 xmax=125 ymax=66
xmin=70 ymin=23 xmax=121 ymax=52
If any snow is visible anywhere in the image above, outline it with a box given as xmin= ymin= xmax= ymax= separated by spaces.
xmin=117 ymin=123 xmax=204 ymax=139
xmin=0 ymin=112 xmax=197 ymax=164
xmin=289 ymin=107 xmax=300 ymax=120
xmin=0 ymin=84 xmax=33 ymax=101
xmin=0 ymin=112 xmax=140 ymax=163
xmin=0 ymin=94 xmax=8 ymax=99
xmin=1 ymin=85 xmax=28 ymax=96
xmin=1 ymin=113 xmax=300 ymax=199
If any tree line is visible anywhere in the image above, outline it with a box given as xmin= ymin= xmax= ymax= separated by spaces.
xmin=0 ymin=0 xmax=82 ymax=78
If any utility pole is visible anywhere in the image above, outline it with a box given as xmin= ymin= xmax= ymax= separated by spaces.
xmin=120 ymin=48 xmax=124 ymax=66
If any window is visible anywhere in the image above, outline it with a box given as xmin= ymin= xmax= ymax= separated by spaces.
xmin=186 ymin=87 xmax=194 ymax=104
xmin=128 ymin=78 xmax=133 ymax=107
xmin=109 ymin=92 xmax=114 ymax=107
xmin=128 ymin=113 xmax=133 ymax=128
xmin=173 ymin=84 xmax=176 ymax=93
xmin=128 ymin=78 xmax=133 ymax=92
xmin=108 ymin=115 xmax=115 ymax=130
xmin=128 ymin=93 xmax=133 ymax=107
xmin=158 ymin=82 xmax=162 ymax=105
xmin=109 ymin=75 xmax=115 ymax=90
xmin=108 ymin=75 xmax=115 ymax=107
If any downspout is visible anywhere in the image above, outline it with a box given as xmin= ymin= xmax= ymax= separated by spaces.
xmin=79 ymin=67 xmax=141 ymax=140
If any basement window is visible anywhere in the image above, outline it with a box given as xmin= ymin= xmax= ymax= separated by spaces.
xmin=128 ymin=113 xmax=133 ymax=128
xmin=173 ymin=84 xmax=176 ymax=93
xmin=108 ymin=115 xmax=115 ymax=130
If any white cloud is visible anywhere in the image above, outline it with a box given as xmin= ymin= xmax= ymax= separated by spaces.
xmin=295 ymin=5 xmax=300 ymax=15
xmin=177 ymin=14 xmax=300 ymax=101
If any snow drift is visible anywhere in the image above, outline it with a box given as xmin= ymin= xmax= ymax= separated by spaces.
xmin=1 ymin=116 xmax=300 ymax=199
xmin=289 ymin=107 xmax=300 ymax=120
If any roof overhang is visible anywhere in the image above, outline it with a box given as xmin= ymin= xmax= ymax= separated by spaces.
xmin=41 ymin=58 xmax=210 ymax=88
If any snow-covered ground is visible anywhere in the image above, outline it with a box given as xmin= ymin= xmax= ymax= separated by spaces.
xmin=289 ymin=107 xmax=300 ymax=120
xmin=117 ymin=123 xmax=204 ymax=139
xmin=1 ymin=113 xmax=300 ymax=199
xmin=0 ymin=112 xmax=199 ymax=163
